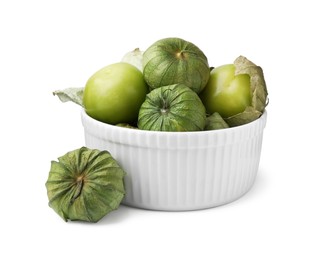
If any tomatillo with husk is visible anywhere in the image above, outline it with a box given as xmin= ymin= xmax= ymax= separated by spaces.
xmin=143 ymin=37 xmax=210 ymax=94
xmin=200 ymin=56 xmax=268 ymax=126
xmin=138 ymin=83 xmax=206 ymax=132
xmin=46 ymin=147 xmax=126 ymax=223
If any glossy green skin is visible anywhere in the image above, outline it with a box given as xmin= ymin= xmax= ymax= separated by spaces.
xmin=83 ymin=63 xmax=148 ymax=125
xmin=200 ymin=64 xmax=251 ymax=118
xmin=138 ymin=84 xmax=206 ymax=131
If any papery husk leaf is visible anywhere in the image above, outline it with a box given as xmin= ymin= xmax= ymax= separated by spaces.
xmin=116 ymin=123 xmax=138 ymax=129
xmin=121 ymin=48 xmax=143 ymax=72
xmin=234 ymin=56 xmax=268 ymax=112
xmin=225 ymin=56 xmax=268 ymax=127
xmin=224 ymin=106 xmax=262 ymax=127
xmin=53 ymin=87 xmax=84 ymax=106
xmin=138 ymin=84 xmax=206 ymax=131
xmin=46 ymin=147 xmax=126 ymax=223
xmin=205 ymin=112 xmax=229 ymax=130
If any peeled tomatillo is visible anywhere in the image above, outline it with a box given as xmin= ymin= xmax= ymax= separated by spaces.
xmin=83 ymin=62 xmax=148 ymax=125
xmin=200 ymin=64 xmax=252 ymax=118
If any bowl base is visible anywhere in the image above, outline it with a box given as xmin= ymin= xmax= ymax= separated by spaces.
xmin=121 ymin=179 xmax=256 ymax=211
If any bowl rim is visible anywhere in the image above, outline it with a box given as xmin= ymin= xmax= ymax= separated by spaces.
xmin=81 ymin=108 xmax=267 ymax=135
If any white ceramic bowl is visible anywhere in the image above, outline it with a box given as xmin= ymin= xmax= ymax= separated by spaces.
xmin=81 ymin=109 xmax=267 ymax=211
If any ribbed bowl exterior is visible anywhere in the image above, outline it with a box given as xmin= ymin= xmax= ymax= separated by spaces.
xmin=81 ymin=110 xmax=267 ymax=211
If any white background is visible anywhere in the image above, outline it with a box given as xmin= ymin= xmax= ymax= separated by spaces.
xmin=1 ymin=0 xmax=313 ymax=259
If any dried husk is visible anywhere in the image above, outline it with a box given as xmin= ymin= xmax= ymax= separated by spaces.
xmin=46 ymin=147 xmax=126 ymax=223
xmin=121 ymin=48 xmax=144 ymax=72
xmin=138 ymin=84 xmax=206 ymax=131
xmin=143 ymin=37 xmax=210 ymax=94
xmin=205 ymin=112 xmax=229 ymax=130
xmin=53 ymin=87 xmax=84 ymax=106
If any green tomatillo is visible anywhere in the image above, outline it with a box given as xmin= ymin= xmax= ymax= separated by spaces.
xmin=200 ymin=64 xmax=251 ymax=118
xmin=200 ymin=56 xmax=268 ymax=126
xmin=143 ymin=37 xmax=210 ymax=94
xmin=46 ymin=147 xmax=126 ymax=222
xmin=138 ymin=83 xmax=206 ymax=132
xmin=83 ymin=62 xmax=148 ymax=125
